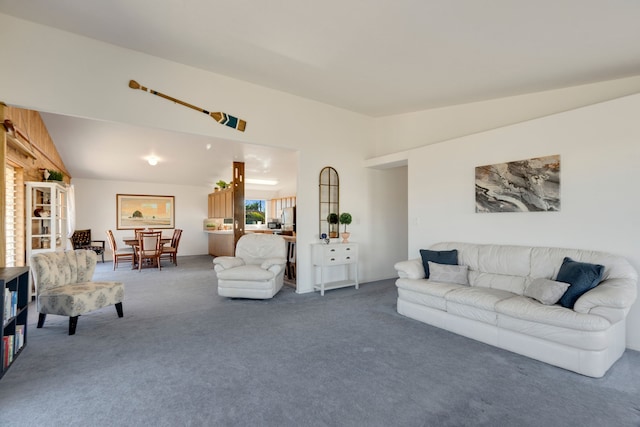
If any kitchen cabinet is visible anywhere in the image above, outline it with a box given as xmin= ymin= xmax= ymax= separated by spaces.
xmin=208 ymin=188 xmax=233 ymax=218
xmin=208 ymin=232 xmax=234 ymax=257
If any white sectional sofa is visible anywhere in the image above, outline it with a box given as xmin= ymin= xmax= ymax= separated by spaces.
xmin=394 ymin=242 xmax=638 ymax=377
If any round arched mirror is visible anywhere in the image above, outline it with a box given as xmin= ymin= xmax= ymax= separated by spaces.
xmin=319 ymin=166 xmax=339 ymax=238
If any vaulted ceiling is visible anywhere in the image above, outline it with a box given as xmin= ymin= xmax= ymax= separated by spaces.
xmin=1 ymin=1 xmax=639 ymax=187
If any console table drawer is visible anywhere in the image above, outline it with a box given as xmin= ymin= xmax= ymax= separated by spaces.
xmin=312 ymin=243 xmax=359 ymax=295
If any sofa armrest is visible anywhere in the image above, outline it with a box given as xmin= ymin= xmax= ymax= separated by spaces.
xmin=266 ymin=264 xmax=284 ymax=276
xmin=261 ymin=257 xmax=287 ymax=270
xmin=213 ymin=256 xmax=245 ymax=270
xmin=394 ymin=258 xmax=425 ymax=280
xmin=574 ymin=278 xmax=638 ymax=317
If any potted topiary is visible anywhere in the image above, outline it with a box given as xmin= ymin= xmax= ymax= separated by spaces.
xmin=339 ymin=212 xmax=352 ymax=243
xmin=327 ymin=213 xmax=339 ymax=238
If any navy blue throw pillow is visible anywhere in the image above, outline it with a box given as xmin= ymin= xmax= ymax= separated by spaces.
xmin=419 ymin=249 xmax=458 ymax=279
xmin=556 ymin=257 xmax=604 ymax=309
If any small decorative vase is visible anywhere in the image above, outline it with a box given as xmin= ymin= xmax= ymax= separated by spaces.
xmin=341 ymin=232 xmax=350 ymax=243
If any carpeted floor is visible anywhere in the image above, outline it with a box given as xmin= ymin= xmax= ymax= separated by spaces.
xmin=0 ymin=255 xmax=639 ymax=426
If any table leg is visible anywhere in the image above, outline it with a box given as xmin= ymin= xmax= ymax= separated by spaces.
xmin=131 ymin=246 xmax=137 ymax=270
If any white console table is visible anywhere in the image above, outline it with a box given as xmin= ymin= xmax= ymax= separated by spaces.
xmin=311 ymin=243 xmax=359 ymax=295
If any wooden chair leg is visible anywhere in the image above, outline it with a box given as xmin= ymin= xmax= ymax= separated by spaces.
xmin=115 ymin=302 xmax=124 ymax=318
xmin=69 ymin=316 xmax=79 ymax=335
xmin=37 ymin=313 xmax=46 ymax=328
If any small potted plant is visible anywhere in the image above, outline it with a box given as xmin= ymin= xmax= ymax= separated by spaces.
xmin=216 ymin=180 xmax=229 ymax=189
xmin=327 ymin=213 xmax=339 ymax=238
xmin=339 ymin=212 xmax=352 ymax=243
xmin=46 ymin=170 xmax=64 ymax=182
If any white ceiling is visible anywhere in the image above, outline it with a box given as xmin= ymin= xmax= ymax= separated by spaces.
xmin=2 ymin=1 xmax=639 ymax=186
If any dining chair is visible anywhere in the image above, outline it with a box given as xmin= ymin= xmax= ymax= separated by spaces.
xmin=70 ymin=229 xmax=106 ymax=262
xmin=136 ymin=231 xmax=163 ymax=271
xmin=105 ymin=230 xmax=135 ymax=270
xmin=161 ymin=229 xmax=183 ymax=266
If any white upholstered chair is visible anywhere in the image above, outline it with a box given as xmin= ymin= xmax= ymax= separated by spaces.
xmin=30 ymin=250 xmax=124 ymax=335
xmin=213 ymin=233 xmax=287 ymax=299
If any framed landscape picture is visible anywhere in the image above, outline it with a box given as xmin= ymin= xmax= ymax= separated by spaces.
xmin=116 ymin=194 xmax=175 ymax=229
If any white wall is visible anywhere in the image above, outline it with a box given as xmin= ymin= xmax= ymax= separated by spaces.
xmin=72 ymin=178 xmax=209 ymax=258
xmin=402 ymin=94 xmax=640 ymax=350
xmin=363 ymin=166 xmax=408 ymax=278
xmin=369 ymin=76 xmax=640 ymax=158
xmin=0 ymin=14 xmax=392 ymax=292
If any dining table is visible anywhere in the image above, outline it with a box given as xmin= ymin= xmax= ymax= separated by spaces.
xmin=122 ymin=236 xmax=172 ymax=269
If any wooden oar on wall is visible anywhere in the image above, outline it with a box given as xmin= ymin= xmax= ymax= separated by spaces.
xmin=128 ymin=80 xmax=246 ymax=132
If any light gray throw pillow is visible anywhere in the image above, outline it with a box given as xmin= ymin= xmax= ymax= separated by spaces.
xmin=427 ymin=261 xmax=469 ymax=286
xmin=525 ymin=278 xmax=571 ymax=305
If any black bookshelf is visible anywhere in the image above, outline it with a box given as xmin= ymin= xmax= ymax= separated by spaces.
xmin=1 ymin=267 xmax=29 ymax=378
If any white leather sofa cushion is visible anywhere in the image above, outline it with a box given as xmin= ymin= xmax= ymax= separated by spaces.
xmin=430 ymin=242 xmax=530 ymax=294
xmin=496 ymin=296 xmax=610 ymax=331
xmin=216 ymin=265 xmax=275 ymax=281
xmin=447 ymin=302 xmax=499 ymax=325
xmin=498 ymin=315 xmax=612 ymax=351
xmin=529 ymin=247 xmax=587 ymax=280
xmin=478 ymin=245 xmax=532 ymax=278
xmin=397 ymin=288 xmax=448 ymax=311
xmin=472 ymin=272 xmax=527 ymax=294
xmin=219 ymin=280 xmax=277 ymax=291
xmin=445 ymin=287 xmax=516 ymax=311
xmin=445 ymin=287 xmax=517 ymax=325
xmin=396 ymin=278 xmax=462 ymax=298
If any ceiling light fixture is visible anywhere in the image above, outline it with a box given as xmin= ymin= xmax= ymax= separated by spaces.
xmin=147 ymin=156 xmax=158 ymax=166
xmin=246 ymin=178 xmax=278 ymax=186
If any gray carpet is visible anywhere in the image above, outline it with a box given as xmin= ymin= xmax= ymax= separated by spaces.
xmin=0 ymin=255 xmax=638 ymax=427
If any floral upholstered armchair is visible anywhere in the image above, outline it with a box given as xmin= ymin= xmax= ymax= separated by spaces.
xmin=30 ymin=250 xmax=124 ymax=335
xmin=71 ymin=229 xmax=106 ymax=262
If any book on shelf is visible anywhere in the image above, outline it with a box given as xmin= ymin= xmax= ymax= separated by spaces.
xmin=15 ymin=325 xmax=25 ymax=352
xmin=3 ymin=289 xmax=18 ymax=325
xmin=2 ymin=335 xmax=14 ymax=368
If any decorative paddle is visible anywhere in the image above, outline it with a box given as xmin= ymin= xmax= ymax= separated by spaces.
xmin=128 ymin=80 xmax=246 ymax=132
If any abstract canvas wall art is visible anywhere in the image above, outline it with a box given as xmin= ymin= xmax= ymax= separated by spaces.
xmin=475 ymin=155 xmax=560 ymax=213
